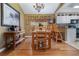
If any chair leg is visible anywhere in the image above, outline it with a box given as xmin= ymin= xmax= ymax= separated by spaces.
xmin=55 ymin=35 xmax=58 ymax=43
xmin=56 ymin=39 xmax=57 ymax=43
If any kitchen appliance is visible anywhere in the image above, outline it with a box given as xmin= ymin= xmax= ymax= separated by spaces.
xmin=76 ymin=28 xmax=79 ymax=38
xmin=71 ymin=19 xmax=79 ymax=24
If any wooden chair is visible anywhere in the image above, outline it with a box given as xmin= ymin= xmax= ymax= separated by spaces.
xmin=36 ymin=32 xmax=47 ymax=50
xmin=32 ymin=31 xmax=51 ymax=50
xmin=52 ymin=24 xmax=64 ymax=43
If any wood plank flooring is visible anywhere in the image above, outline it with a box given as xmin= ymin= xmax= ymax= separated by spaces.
xmin=0 ymin=37 xmax=79 ymax=56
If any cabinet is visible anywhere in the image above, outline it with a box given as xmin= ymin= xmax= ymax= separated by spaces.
xmin=4 ymin=31 xmax=25 ymax=49
xmin=56 ymin=16 xmax=79 ymax=24
xmin=56 ymin=16 xmax=70 ymax=24
xmin=66 ymin=28 xmax=76 ymax=42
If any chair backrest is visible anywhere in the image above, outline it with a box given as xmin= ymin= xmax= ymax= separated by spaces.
xmin=52 ymin=24 xmax=63 ymax=40
xmin=36 ymin=32 xmax=47 ymax=38
xmin=52 ymin=24 xmax=60 ymax=32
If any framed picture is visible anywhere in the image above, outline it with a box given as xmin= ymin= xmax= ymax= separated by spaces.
xmin=1 ymin=3 xmax=20 ymax=27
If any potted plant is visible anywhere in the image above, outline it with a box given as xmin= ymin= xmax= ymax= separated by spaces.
xmin=39 ymin=23 xmax=43 ymax=30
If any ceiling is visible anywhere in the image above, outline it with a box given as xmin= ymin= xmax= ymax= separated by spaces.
xmin=19 ymin=3 xmax=60 ymax=14
xmin=56 ymin=3 xmax=79 ymax=13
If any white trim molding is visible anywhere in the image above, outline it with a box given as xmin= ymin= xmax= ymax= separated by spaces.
xmin=0 ymin=48 xmax=6 ymax=53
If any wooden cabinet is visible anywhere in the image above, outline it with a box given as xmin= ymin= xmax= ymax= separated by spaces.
xmin=4 ymin=31 xmax=25 ymax=49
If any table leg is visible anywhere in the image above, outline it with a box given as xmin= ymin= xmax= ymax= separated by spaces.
xmin=13 ymin=35 xmax=16 ymax=49
xmin=5 ymin=36 xmax=8 ymax=49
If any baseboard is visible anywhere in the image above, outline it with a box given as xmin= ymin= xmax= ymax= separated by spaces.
xmin=0 ymin=47 xmax=6 ymax=53
xmin=65 ymin=41 xmax=79 ymax=50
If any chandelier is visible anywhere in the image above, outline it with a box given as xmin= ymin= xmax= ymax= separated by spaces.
xmin=33 ymin=3 xmax=45 ymax=12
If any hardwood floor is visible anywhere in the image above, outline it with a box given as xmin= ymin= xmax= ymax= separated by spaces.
xmin=0 ymin=37 xmax=79 ymax=56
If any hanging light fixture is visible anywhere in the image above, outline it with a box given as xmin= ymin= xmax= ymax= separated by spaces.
xmin=33 ymin=3 xmax=45 ymax=12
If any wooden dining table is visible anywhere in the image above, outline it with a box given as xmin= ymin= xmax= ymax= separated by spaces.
xmin=32 ymin=30 xmax=51 ymax=50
